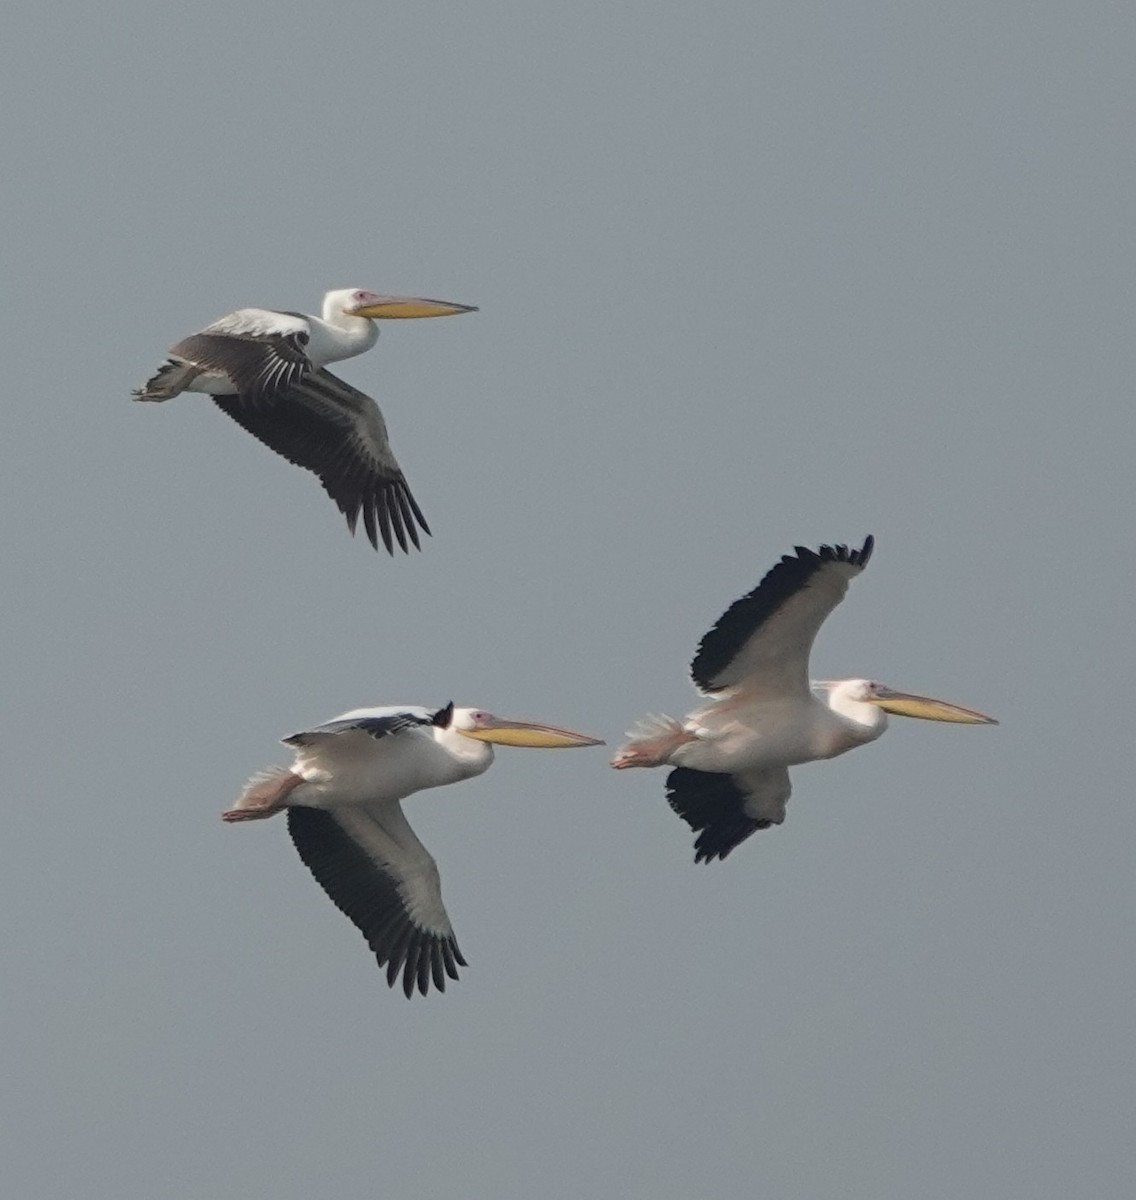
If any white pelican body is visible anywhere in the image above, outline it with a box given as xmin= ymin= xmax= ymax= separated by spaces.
xmin=667 ymin=693 xmax=872 ymax=775
xmin=134 ymin=288 xmax=476 ymax=552
xmin=224 ymin=702 xmax=603 ymax=997
xmin=148 ymin=305 xmax=379 ymax=396
xmin=613 ymin=537 xmax=997 ymax=862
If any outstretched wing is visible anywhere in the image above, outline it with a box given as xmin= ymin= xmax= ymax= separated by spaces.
xmin=213 ymin=368 xmax=430 ymax=554
xmin=690 ymin=537 xmax=874 ymax=699
xmin=665 ymin=765 xmax=792 ymax=863
xmin=288 ymin=801 xmax=466 ymax=997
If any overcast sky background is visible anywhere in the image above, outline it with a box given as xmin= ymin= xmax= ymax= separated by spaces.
xmin=2 ymin=3 xmax=1133 ymax=1198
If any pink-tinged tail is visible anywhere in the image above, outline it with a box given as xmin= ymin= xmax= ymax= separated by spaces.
xmin=610 ymin=714 xmax=692 ymax=769
xmin=222 ymin=767 xmax=301 ymax=822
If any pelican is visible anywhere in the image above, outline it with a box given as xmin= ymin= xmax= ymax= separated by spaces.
xmin=612 ymin=537 xmax=997 ymax=862
xmin=133 ymin=288 xmax=477 ymax=552
xmin=224 ymin=702 xmax=603 ymax=996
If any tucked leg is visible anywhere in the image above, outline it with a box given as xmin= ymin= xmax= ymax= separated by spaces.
xmin=222 ymin=768 xmax=303 ymax=822
xmin=611 ymin=714 xmax=697 ymax=769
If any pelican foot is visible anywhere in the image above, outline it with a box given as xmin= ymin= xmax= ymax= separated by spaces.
xmin=223 ymin=768 xmax=303 ymax=822
xmin=222 ymin=805 xmax=283 ymax=822
xmin=611 ymin=747 xmax=657 ymax=769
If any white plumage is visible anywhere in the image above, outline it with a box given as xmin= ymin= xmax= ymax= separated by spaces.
xmin=224 ymin=702 xmax=603 ymax=997
xmin=613 ymin=537 xmax=997 ymax=861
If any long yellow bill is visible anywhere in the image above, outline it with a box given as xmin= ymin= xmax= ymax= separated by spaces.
xmin=351 ymin=295 xmax=478 ymax=319
xmin=871 ymin=688 xmax=998 ymax=725
xmin=465 ymin=717 xmax=605 ymax=749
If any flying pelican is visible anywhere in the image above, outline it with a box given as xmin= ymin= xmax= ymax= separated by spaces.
xmin=612 ymin=537 xmax=997 ymax=862
xmin=133 ymin=288 xmax=477 ymax=553
xmin=224 ymin=702 xmax=603 ymax=996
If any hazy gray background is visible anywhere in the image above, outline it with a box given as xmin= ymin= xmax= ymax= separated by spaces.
xmin=2 ymin=2 xmax=1132 ymax=1197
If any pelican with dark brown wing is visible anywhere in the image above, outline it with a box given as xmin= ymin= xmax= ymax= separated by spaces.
xmin=613 ymin=537 xmax=997 ymax=862
xmin=134 ymin=288 xmax=476 ymax=552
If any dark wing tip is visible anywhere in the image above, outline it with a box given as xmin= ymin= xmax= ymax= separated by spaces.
xmin=808 ymin=534 xmax=875 ymax=569
xmin=828 ymin=534 xmax=875 ymax=571
xmin=432 ymin=702 xmax=456 ymax=729
xmin=287 ymin=807 xmax=464 ymax=998
xmin=665 ymin=767 xmax=774 ymax=863
xmin=341 ymin=480 xmax=429 ymax=556
xmin=400 ymin=936 xmax=466 ymax=997
xmin=398 ymin=935 xmax=466 ymax=997
xmin=690 ymin=536 xmax=875 ymax=690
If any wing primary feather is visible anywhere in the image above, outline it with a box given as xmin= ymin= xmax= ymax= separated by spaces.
xmin=394 ymin=486 xmax=423 ymax=549
xmin=385 ymin=925 xmax=412 ymax=987
xmin=385 ymin=493 xmax=409 ymax=554
xmin=361 ymin=499 xmax=380 ymax=551
xmin=441 ymin=939 xmax=459 ymax=980
xmin=375 ymin=501 xmax=395 ymax=555
xmin=341 ymin=497 xmax=361 ymax=536
xmin=417 ymin=945 xmax=433 ymax=996
xmin=404 ymin=486 xmax=431 ymax=537
xmin=430 ymin=945 xmax=448 ymax=991
xmin=402 ymin=940 xmax=423 ymax=998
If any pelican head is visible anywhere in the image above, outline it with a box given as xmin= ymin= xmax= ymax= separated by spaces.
xmin=819 ymin=679 xmax=998 ymax=724
xmin=331 ymin=288 xmax=478 ymax=320
xmin=453 ymin=708 xmax=605 ymax=749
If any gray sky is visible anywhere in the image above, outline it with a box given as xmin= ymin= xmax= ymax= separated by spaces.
xmin=2 ymin=2 xmax=1133 ymax=1197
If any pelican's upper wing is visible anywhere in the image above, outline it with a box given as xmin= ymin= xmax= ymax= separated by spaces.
xmin=170 ymin=308 xmax=315 ymax=398
xmin=665 ymin=765 xmax=792 ymax=863
xmin=690 ymin=537 xmax=874 ymax=698
xmin=212 ymin=368 xmax=430 ymax=554
xmin=283 ymin=703 xmax=453 ymax=747
xmin=287 ymin=800 xmax=466 ymax=997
